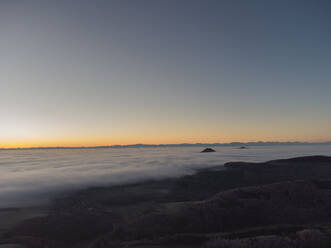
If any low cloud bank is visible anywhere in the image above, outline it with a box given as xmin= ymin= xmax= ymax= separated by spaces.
xmin=1 ymin=145 xmax=331 ymax=207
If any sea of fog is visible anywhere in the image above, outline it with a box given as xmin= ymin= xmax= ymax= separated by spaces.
xmin=1 ymin=145 xmax=331 ymax=207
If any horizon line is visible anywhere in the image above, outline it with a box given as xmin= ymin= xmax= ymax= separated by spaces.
xmin=1 ymin=141 xmax=331 ymax=150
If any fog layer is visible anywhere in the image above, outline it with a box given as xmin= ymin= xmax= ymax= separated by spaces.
xmin=1 ymin=145 xmax=331 ymax=207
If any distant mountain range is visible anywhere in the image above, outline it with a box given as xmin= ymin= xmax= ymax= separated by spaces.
xmin=1 ymin=141 xmax=331 ymax=150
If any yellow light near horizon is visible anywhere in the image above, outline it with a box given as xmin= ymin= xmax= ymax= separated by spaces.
xmin=1 ymin=135 xmax=330 ymax=149
xmin=1 ymin=117 xmax=330 ymax=149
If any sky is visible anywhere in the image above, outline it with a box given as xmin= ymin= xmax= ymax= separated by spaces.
xmin=1 ymin=0 xmax=331 ymax=148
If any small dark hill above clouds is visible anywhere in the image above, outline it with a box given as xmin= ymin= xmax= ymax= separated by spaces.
xmin=201 ymin=148 xmax=216 ymax=153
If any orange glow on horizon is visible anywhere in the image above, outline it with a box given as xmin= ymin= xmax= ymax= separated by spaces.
xmin=1 ymin=121 xmax=330 ymax=149
xmin=1 ymin=136 xmax=330 ymax=149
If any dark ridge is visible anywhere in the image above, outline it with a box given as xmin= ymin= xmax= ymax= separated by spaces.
xmin=224 ymin=155 xmax=331 ymax=168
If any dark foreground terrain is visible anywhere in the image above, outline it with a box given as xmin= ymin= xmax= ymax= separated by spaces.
xmin=2 ymin=155 xmax=331 ymax=248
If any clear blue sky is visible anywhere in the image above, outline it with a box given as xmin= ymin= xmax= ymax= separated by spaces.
xmin=1 ymin=0 xmax=331 ymax=147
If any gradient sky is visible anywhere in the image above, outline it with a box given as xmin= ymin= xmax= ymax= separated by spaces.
xmin=1 ymin=0 xmax=331 ymax=148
